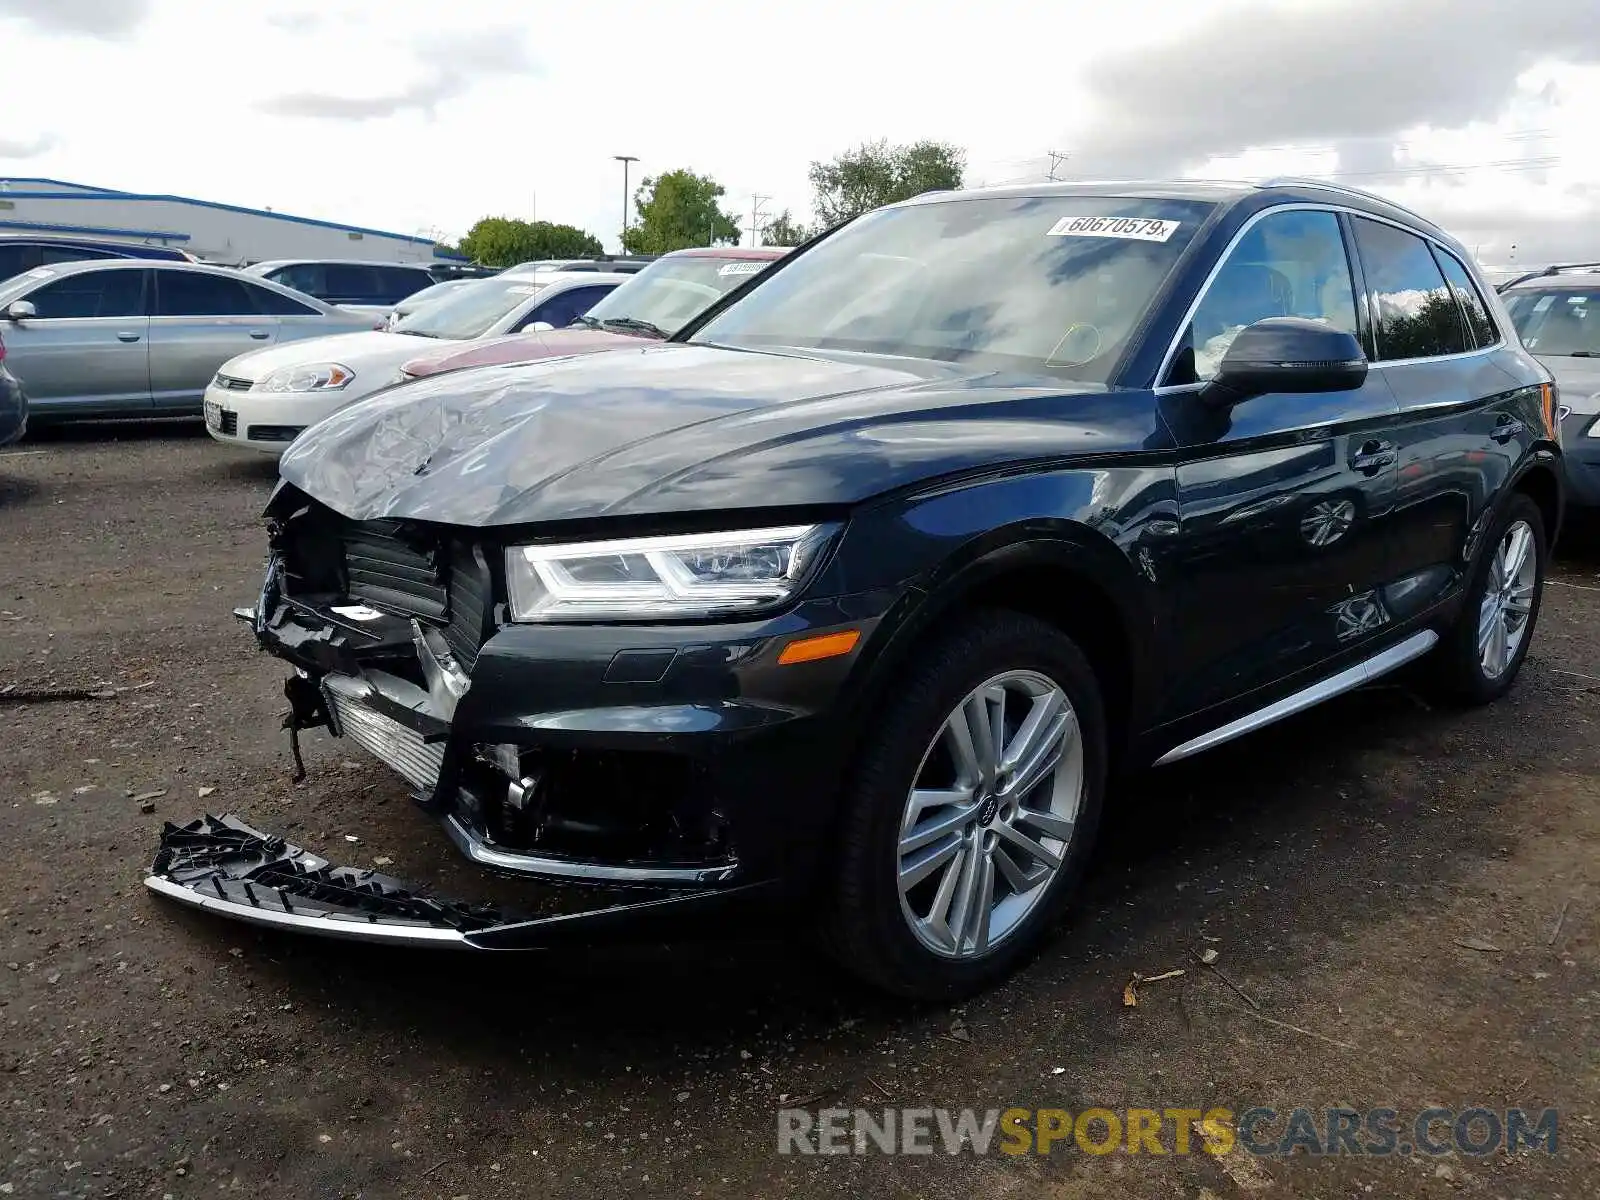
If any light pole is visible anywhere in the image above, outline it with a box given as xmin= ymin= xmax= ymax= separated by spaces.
xmin=613 ymin=155 xmax=638 ymax=251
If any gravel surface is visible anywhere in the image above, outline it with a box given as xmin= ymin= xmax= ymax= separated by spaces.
xmin=1 ymin=421 xmax=1595 ymax=1199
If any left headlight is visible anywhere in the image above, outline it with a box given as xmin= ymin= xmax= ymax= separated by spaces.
xmin=505 ymin=524 xmax=839 ymax=622
xmin=256 ymin=363 xmax=354 ymax=393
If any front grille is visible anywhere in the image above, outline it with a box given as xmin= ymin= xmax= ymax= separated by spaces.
xmin=341 ymin=520 xmax=448 ymax=621
xmin=214 ymin=373 xmax=253 ymax=392
xmin=324 ymin=675 xmax=445 ymax=792
xmin=218 ymin=409 xmax=238 ymax=435
xmin=444 ymin=543 xmax=491 ymax=672
xmin=247 ymin=424 xmax=304 ymax=443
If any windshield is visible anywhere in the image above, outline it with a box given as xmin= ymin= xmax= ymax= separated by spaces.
xmin=392 ymin=278 xmax=544 ymax=339
xmin=688 ymin=195 xmax=1215 ymax=380
xmin=584 ymin=256 xmax=778 ymax=335
xmin=1505 ymin=288 xmax=1600 ymax=357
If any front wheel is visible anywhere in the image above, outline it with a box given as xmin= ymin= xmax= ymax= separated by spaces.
xmin=1430 ymin=492 xmax=1547 ymax=705
xmin=824 ymin=611 xmax=1107 ymax=999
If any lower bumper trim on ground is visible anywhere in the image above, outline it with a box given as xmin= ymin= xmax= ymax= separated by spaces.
xmin=146 ymin=813 xmax=770 ymax=949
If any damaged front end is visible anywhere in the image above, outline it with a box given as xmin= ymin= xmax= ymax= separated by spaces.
xmin=148 ymin=485 xmax=783 ymax=947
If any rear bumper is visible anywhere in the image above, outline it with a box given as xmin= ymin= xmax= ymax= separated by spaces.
xmin=145 ymin=814 xmax=774 ymax=949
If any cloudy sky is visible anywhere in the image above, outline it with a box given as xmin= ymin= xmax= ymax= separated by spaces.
xmin=3 ymin=0 xmax=1599 ymax=266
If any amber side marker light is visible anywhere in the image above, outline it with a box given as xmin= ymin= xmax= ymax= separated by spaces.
xmin=777 ymin=629 xmax=861 ymax=666
xmin=1541 ymin=381 xmax=1557 ymax=436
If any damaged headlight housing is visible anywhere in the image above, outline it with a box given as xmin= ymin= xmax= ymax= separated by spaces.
xmin=255 ymin=363 xmax=354 ymax=393
xmin=505 ymin=524 xmax=838 ymax=622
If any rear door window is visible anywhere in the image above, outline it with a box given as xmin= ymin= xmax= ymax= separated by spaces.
xmin=325 ymin=265 xmax=381 ymax=303
xmin=1349 ymin=217 xmax=1470 ymax=360
xmin=1432 ymin=248 xmax=1498 ymax=350
xmin=27 ymin=269 xmax=147 ymax=318
xmin=269 ymin=264 xmax=326 ymax=297
xmin=245 ymin=282 xmax=320 ymax=316
xmin=0 ymin=245 xmax=29 ymax=281
xmin=155 ymin=271 xmax=261 ymax=316
xmin=379 ymin=267 xmax=433 ymax=303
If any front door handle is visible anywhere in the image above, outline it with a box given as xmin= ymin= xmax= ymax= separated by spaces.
xmin=115 ymin=331 xmax=141 ymax=343
xmin=1490 ymin=417 xmax=1525 ymax=444
xmin=1349 ymin=440 xmax=1396 ymax=475
xmin=248 ymin=329 xmax=270 ymax=340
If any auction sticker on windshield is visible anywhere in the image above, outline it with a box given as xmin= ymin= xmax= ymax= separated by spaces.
xmin=1047 ymin=216 xmax=1180 ymax=242
xmin=718 ymin=262 xmax=766 ymax=276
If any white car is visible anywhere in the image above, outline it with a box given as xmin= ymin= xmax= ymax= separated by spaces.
xmin=202 ymin=272 xmax=625 ymax=454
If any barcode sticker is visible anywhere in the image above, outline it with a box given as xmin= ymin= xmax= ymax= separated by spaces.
xmin=1047 ymin=216 xmax=1180 ymax=242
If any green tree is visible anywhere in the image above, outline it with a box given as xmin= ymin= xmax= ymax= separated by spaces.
xmin=807 ymin=139 xmax=966 ymax=227
xmin=457 ymin=217 xmax=604 ymax=267
xmin=621 ymin=170 xmax=740 ymax=254
xmin=760 ymin=210 xmax=811 ymax=247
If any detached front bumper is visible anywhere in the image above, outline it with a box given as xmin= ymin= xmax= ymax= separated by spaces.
xmin=145 ymin=814 xmax=774 ymax=949
xmin=156 ymin=538 xmax=899 ymax=943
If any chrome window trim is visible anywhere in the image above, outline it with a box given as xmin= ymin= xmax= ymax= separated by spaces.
xmin=1153 ymin=202 xmax=1507 ymax=390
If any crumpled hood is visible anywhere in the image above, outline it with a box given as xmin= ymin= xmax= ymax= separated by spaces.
xmin=279 ymin=343 xmax=1136 ymax=527
xmin=402 ymin=327 xmax=647 ymax=378
xmin=223 ymin=330 xmax=456 ymax=380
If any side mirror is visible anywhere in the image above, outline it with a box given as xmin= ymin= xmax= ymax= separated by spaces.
xmin=528 ymin=321 xmax=555 ymax=333
xmin=5 ymin=300 xmax=37 ymax=321
xmin=1204 ymin=317 xmax=1367 ymax=405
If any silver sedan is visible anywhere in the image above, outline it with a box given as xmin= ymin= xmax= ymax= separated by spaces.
xmin=0 ymin=259 xmax=375 ymax=420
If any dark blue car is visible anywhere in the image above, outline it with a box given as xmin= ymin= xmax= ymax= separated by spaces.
xmin=0 ymin=235 xmax=191 ymax=285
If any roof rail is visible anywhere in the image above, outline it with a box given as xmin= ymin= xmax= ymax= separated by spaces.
xmin=1261 ymin=177 xmax=1441 ymax=227
xmin=1495 ymin=262 xmax=1600 ymax=293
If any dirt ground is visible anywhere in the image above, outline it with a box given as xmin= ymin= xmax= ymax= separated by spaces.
xmin=1 ymin=422 xmax=1595 ymax=1200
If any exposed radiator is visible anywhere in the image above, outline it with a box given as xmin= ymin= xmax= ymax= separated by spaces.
xmin=323 ymin=674 xmax=445 ymax=792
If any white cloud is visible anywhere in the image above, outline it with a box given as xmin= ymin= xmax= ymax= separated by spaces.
xmin=0 ymin=0 xmax=1597 ymax=262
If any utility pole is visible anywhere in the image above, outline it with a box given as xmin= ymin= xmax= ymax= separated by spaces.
xmin=749 ymin=193 xmax=771 ymax=248
xmin=1046 ymin=150 xmax=1070 ymax=182
xmin=612 ymin=155 xmax=638 ymax=250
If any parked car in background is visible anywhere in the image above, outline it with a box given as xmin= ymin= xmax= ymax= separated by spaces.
xmin=243 ymin=259 xmax=437 ymax=316
xmin=399 ymin=246 xmax=787 ymax=379
xmin=155 ymin=180 xmax=1559 ymax=999
xmin=0 ymin=235 xmax=194 ymax=284
xmin=1502 ymin=264 xmax=1600 ymax=509
xmin=382 ymin=278 xmax=477 ymax=330
xmin=500 ymin=256 xmax=657 ymax=275
xmin=203 ymin=271 xmax=625 ymax=453
xmin=0 ymin=259 xmax=374 ymax=420
xmin=0 ymin=327 xmax=25 ymax=445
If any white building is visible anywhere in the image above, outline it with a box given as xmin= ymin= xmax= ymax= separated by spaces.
xmin=0 ymin=177 xmax=462 ymax=267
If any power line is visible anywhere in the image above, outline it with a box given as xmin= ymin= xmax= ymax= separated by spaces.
xmin=749 ymin=193 xmax=771 ymax=247
xmin=1046 ymin=150 xmax=1070 ymax=181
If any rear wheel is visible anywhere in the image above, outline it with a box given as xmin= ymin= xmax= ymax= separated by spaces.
xmin=824 ymin=611 xmax=1106 ymax=999
xmin=1429 ymin=492 xmax=1546 ymax=705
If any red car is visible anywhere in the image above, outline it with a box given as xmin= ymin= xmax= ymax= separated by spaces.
xmin=398 ymin=246 xmax=789 ymax=379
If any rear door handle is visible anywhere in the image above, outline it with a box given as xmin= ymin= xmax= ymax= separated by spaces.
xmin=1491 ymin=417 xmax=1525 ymax=443
xmin=1349 ymin=440 xmax=1396 ymax=474
xmin=115 ymin=331 xmax=141 ymax=343
xmin=248 ymin=329 xmax=270 ymax=340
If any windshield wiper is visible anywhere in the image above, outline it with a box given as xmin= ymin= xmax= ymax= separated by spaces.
xmin=1564 ymin=349 xmax=1599 ymax=357
xmin=395 ymin=329 xmax=444 ymax=339
xmin=571 ymin=314 xmax=603 ymax=330
xmin=600 ymin=316 xmax=667 ymax=339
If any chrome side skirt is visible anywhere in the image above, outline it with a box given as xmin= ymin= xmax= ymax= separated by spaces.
xmin=1154 ymin=630 xmax=1439 ymax=765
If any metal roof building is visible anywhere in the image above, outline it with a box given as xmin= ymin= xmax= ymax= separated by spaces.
xmin=0 ymin=177 xmax=463 ymax=267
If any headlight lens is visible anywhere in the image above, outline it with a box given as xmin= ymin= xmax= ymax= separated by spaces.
xmin=505 ymin=524 xmax=838 ymax=622
xmin=256 ymin=363 xmax=354 ymax=393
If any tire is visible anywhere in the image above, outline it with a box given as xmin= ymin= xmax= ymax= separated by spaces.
xmin=1428 ymin=491 xmax=1547 ymax=706
xmin=823 ymin=610 xmax=1107 ymax=999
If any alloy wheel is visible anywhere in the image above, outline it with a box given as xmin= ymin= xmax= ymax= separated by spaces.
xmin=896 ymin=670 xmax=1084 ymax=958
xmin=1477 ymin=519 xmax=1537 ymax=680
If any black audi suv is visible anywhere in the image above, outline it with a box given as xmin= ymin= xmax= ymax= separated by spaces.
xmin=151 ymin=179 xmax=1560 ymax=998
